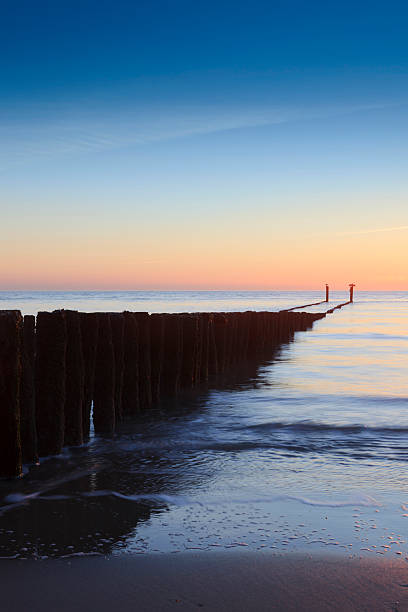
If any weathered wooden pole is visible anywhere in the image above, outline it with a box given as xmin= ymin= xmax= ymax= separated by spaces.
xmin=20 ymin=314 xmax=38 ymax=464
xmin=255 ymin=312 xmax=268 ymax=358
xmin=193 ymin=314 xmax=203 ymax=386
xmin=122 ymin=312 xmax=139 ymax=416
xmin=325 ymin=284 xmax=329 ymax=302
xmin=93 ymin=313 xmax=115 ymax=434
xmin=237 ymin=312 xmax=246 ymax=361
xmin=297 ymin=312 xmax=308 ymax=331
xmin=265 ymin=312 xmax=280 ymax=359
xmin=150 ymin=313 xmax=165 ymax=403
xmin=227 ymin=313 xmax=239 ymax=367
xmin=197 ymin=313 xmax=209 ymax=384
xmin=213 ymin=313 xmax=228 ymax=374
xmin=134 ymin=313 xmax=152 ymax=409
xmin=207 ymin=314 xmax=218 ymax=376
xmin=161 ymin=314 xmax=183 ymax=396
xmin=35 ymin=311 xmax=67 ymax=457
xmin=239 ymin=311 xmax=252 ymax=361
xmin=0 ymin=311 xmax=23 ymax=478
xmin=64 ymin=310 xmax=85 ymax=447
xmin=349 ymin=283 xmax=355 ymax=303
xmin=110 ymin=313 xmax=125 ymax=423
xmin=246 ymin=311 xmax=259 ymax=359
xmin=180 ymin=314 xmax=199 ymax=389
xmin=80 ymin=312 xmax=99 ymax=440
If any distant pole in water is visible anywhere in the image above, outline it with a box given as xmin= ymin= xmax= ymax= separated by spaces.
xmin=325 ymin=284 xmax=329 ymax=302
xmin=349 ymin=283 xmax=355 ymax=303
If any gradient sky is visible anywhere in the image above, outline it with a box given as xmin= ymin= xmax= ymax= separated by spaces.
xmin=1 ymin=0 xmax=408 ymax=290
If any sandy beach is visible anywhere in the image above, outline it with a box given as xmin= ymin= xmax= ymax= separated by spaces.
xmin=2 ymin=552 xmax=408 ymax=611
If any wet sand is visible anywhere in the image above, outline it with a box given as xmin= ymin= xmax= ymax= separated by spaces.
xmin=1 ymin=552 xmax=408 ymax=611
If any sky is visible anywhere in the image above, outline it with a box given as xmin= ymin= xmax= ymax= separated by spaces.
xmin=1 ymin=0 xmax=408 ymax=290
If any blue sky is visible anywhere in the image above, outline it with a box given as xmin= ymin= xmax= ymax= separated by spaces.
xmin=1 ymin=0 xmax=408 ymax=289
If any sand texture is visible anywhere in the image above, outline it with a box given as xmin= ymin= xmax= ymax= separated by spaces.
xmin=1 ymin=552 xmax=408 ymax=611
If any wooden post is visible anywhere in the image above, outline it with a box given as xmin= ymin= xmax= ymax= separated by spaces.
xmin=134 ymin=313 xmax=152 ymax=409
xmin=150 ymin=313 xmax=165 ymax=404
xmin=213 ymin=313 xmax=228 ymax=374
xmin=93 ymin=313 xmax=115 ymax=434
xmin=161 ymin=314 xmax=183 ymax=397
xmin=0 ymin=310 xmax=23 ymax=478
xmin=20 ymin=314 xmax=38 ymax=464
xmin=35 ymin=311 xmax=67 ymax=457
xmin=207 ymin=314 xmax=218 ymax=376
xmin=227 ymin=313 xmax=240 ymax=367
xmin=64 ymin=310 xmax=85 ymax=447
xmin=122 ymin=312 xmax=139 ymax=416
xmin=180 ymin=314 xmax=199 ymax=389
xmin=110 ymin=313 xmax=125 ymax=423
xmin=349 ymin=283 xmax=355 ymax=303
xmin=325 ymin=284 xmax=329 ymax=302
xmin=198 ymin=313 xmax=209 ymax=384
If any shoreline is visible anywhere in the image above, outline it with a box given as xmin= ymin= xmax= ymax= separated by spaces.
xmin=1 ymin=551 xmax=408 ymax=611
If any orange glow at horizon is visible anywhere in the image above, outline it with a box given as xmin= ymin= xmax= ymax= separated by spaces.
xmin=1 ymin=221 xmax=407 ymax=291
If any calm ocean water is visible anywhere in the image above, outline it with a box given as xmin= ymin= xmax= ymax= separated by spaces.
xmin=0 ymin=290 xmax=407 ymax=559
xmin=0 ymin=288 xmax=347 ymax=314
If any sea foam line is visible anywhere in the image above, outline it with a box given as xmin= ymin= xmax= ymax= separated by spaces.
xmin=0 ymin=489 xmax=380 ymax=515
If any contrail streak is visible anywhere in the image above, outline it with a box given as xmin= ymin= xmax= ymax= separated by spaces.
xmin=337 ymin=225 xmax=408 ymax=236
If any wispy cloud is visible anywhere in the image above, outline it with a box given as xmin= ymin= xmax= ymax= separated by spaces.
xmin=0 ymin=101 xmax=400 ymax=171
xmin=336 ymin=225 xmax=408 ymax=236
xmin=1 ymin=110 xmax=274 ymax=170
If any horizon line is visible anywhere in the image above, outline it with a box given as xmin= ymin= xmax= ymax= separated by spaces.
xmin=1 ymin=287 xmax=406 ymax=293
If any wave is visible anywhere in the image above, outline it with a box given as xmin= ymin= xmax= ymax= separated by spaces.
xmin=80 ymin=491 xmax=381 ymax=509
xmin=0 ymin=489 xmax=380 ymax=513
xmin=319 ymin=332 xmax=408 ymax=342
xmin=238 ymin=420 xmax=408 ymax=435
xmin=0 ymin=464 xmax=107 ymax=515
xmin=81 ymin=490 xmax=186 ymax=504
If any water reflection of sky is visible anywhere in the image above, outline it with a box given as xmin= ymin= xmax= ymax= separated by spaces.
xmin=0 ymin=291 xmax=407 ymax=560
xmin=281 ymin=302 xmax=407 ymax=398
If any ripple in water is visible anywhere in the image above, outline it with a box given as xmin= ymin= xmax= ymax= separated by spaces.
xmin=0 ymin=290 xmax=407 ymax=559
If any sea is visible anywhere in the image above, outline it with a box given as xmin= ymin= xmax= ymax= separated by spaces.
xmin=0 ymin=290 xmax=407 ymax=560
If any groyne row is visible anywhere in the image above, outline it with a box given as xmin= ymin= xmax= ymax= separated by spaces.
xmin=0 ymin=309 xmax=325 ymax=478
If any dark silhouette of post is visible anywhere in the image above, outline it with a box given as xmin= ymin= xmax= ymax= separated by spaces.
xmin=0 ymin=310 xmax=23 ymax=478
xmin=20 ymin=314 xmax=38 ymax=465
xmin=325 ymin=284 xmax=329 ymax=302
xmin=349 ymin=283 xmax=355 ymax=303
xmin=35 ymin=311 xmax=67 ymax=457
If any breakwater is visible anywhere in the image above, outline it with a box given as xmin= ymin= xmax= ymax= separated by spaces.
xmin=0 ymin=309 xmax=325 ymax=478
